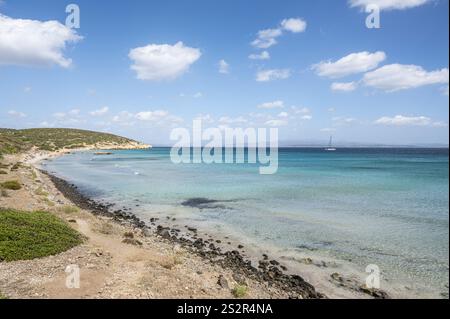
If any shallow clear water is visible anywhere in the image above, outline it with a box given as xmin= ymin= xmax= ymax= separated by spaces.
xmin=44 ymin=147 xmax=449 ymax=297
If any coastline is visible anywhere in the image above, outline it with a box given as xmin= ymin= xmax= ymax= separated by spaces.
xmin=0 ymin=147 xmax=391 ymax=299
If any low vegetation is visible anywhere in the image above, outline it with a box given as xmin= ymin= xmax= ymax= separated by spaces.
xmin=58 ymin=205 xmax=79 ymax=214
xmin=1 ymin=180 xmax=21 ymax=190
xmin=0 ymin=291 xmax=7 ymax=299
xmin=232 ymin=285 xmax=248 ymax=298
xmin=0 ymin=209 xmax=83 ymax=262
xmin=0 ymin=128 xmax=140 ymax=156
xmin=0 ymin=170 xmax=7 ymax=174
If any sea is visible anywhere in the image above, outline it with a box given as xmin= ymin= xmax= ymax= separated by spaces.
xmin=43 ymin=147 xmax=449 ymax=298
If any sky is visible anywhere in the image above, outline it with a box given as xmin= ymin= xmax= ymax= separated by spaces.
xmin=0 ymin=0 xmax=449 ymax=146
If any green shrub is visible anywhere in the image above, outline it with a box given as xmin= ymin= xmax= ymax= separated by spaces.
xmin=231 ymin=285 xmax=248 ymax=298
xmin=0 ymin=209 xmax=83 ymax=262
xmin=1 ymin=180 xmax=21 ymax=190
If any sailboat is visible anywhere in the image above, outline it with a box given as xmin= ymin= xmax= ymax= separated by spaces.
xmin=325 ymin=136 xmax=336 ymax=151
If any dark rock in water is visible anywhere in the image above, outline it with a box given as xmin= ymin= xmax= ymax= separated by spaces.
xmin=238 ymin=245 xmax=244 ymax=249
xmin=217 ymin=275 xmax=229 ymax=289
xmin=269 ymin=260 xmax=280 ymax=266
xmin=181 ymin=197 xmax=229 ymax=209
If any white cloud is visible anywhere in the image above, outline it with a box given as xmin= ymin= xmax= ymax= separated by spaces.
xmin=218 ymin=59 xmax=229 ymax=74
xmin=333 ymin=116 xmax=358 ymax=126
xmin=256 ymin=69 xmax=290 ymax=82
xmin=313 ymin=51 xmax=386 ymax=78
xmin=251 ymin=28 xmax=283 ymax=49
xmin=257 ymin=100 xmax=284 ymax=109
xmin=265 ymin=119 xmax=288 ymax=127
xmin=249 ymin=51 xmax=270 ymax=60
xmin=331 ymin=81 xmax=358 ymax=92
xmin=52 ymin=108 xmax=80 ymax=119
xmin=442 ymin=86 xmax=449 ymax=96
xmin=7 ymin=110 xmax=26 ymax=118
xmin=193 ymin=92 xmax=203 ymax=98
xmin=363 ymin=64 xmax=449 ymax=92
xmin=135 ymin=110 xmax=168 ymax=121
xmin=278 ymin=111 xmax=289 ymax=118
xmin=251 ymin=18 xmax=307 ymax=49
xmin=218 ymin=116 xmax=248 ymax=125
xmin=129 ymin=42 xmax=201 ymax=81
xmin=281 ymin=18 xmax=307 ymax=33
xmin=301 ymin=115 xmax=313 ymax=120
xmin=374 ymin=115 xmax=443 ymax=126
xmin=0 ymin=14 xmax=82 ymax=68
xmin=349 ymin=0 xmax=431 ymax=11
xmin=291 ymin=106 xmax=311 ymax=114
xmin=90 ymin=106 xmax=109 ymax=116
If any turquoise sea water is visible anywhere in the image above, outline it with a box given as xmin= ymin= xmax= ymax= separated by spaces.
xmin=44 ymin=147 xmax=449 ymax=297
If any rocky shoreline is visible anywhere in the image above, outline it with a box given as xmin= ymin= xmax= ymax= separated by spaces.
xmin=43 ymin=170 xmax=327 ymax=299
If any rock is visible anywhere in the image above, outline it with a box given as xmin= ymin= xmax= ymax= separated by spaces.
xmin=122 ymin=238 xmax=142 ymax=246
xmin=123 ymin=232 xmax=134 ymax=239
xmin=232 ymin=273 xmax=247 ymax=286
xmin=67 ymin=219 xmax=77 ymax=223
xmin=359 ymin=286 xmax=390 ymax=299
xmin=217 ymin=275 xmax=229 ymax=289
xmin=159 ymin=229 xmax=171 ymax=239
xmin=269 ymin=260 xmax=280 ymax=266
xmin=238 ymin=245 xmax=244 ymax=249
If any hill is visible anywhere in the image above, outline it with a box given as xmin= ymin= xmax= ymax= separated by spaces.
xmin=0 ymin=128 xmax=149 ymax=156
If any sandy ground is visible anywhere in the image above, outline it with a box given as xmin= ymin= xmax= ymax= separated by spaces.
xmin=0 ymin=151 xmax=293 ymax=299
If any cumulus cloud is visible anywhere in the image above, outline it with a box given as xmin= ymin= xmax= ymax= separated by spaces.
xmin=249 ymin=51 xmax=270 ymax=60
xmin=257 ymin=100 xmax=284 ymax=109
xmin=7 ymin=110 xmax=26 ymax=118
xmin=281 ymin=18 xmax=307 ymax=33
xmin=331 ymin=81 xmax=358 ymax=92
xmin=218 ymin=59 xmax=229 ymax=74
xmin=129 ymin=42 xmax=201 ymax=81
xmin=313 ymin=51 xmax=386 ymax=78
xmin=349 ymin=0 xmax=431 ymax=11
xmin=90 ymin=106 xmax=109 ymax=116
xmin=256 ymin=69 xmax=291 ymax=82
xmin=251 ymin=28 xmax=283 ymax=49
xmin=374 ymin=115 xmax=445 ymax=126
xmin=363 ymin=64 xmax=449 ymax=92
xmin=0 ymin=14 xmax=82 ymax=68
xmin=251 ymin=18 xmax=306 ymax=49
xmin=134 ymin=110 xmax=183 ymax=127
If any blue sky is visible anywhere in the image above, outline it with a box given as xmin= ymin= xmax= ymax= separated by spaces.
xmin=0 ymin=0 xmax=448 ymax=145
